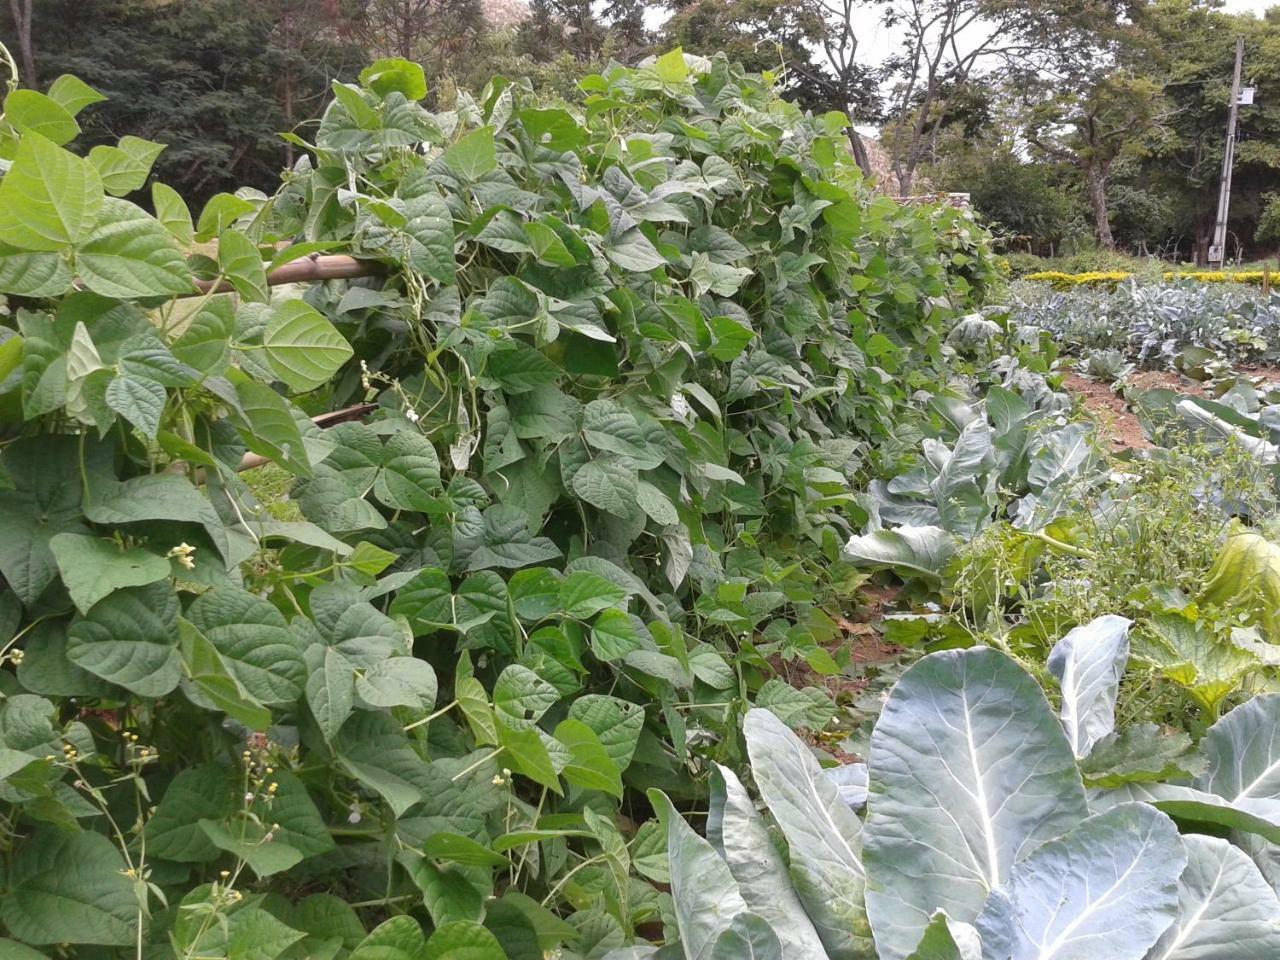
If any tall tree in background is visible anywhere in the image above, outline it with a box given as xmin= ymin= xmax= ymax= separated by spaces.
xmin=876 ymin=0 xmax=1127 ymax=194
xmin=1023 ymin=71 xmax=1165 ymax=248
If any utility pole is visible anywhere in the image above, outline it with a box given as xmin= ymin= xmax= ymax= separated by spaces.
xmin=1208 ymin=36 xmax=1245 ymax=265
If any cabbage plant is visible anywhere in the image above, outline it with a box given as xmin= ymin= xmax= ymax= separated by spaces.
xmin=634 ymin=615 xmax=1280 ymax=959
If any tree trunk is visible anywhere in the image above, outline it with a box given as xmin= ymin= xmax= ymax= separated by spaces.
xmin=1085 ymin=162 xmax=1114 ymax=250
xmin=847 ymin=127 xmax=872 ymax=179
xmin=8 ymin=0 xmax=35 ymax=84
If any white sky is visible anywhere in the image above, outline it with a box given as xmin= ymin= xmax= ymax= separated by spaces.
xmin=858 ymin=0 xmax=1279 ymax=67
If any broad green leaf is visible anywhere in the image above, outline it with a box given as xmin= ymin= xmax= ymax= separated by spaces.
xmin=1199 ymin=693 xmax=1280 ymax=806
xmin=104 ymin=372 xmax=167 ymax=437
xmin=373 ymin=429 xmax=442 ymax=511
xmin=218 ymin=228 xmax=269 ymax=302
xmin=494 ymin=664 xmax=559 ymax=728
xmin=186 ymin=587 xmax=307 ymax=705
xmin=554 ymin=718 xmax=622 ymax=797
xmin=864 ymin=647 xmax=1087 ymax=960
xmin=172 ymin=295 xmax=234 ymax=371
xmin=88 ymin=136 xmax=165 ymax=196
xmin=75 ymin=197 xmax=193 ymax=297
xmin=85 ymin=472 xmax=232 ymax=564
xmin=973 ymin=804 xmax=1182 ymax=960
xmin=350 ymin=916 xmax=429 ymax=960
xmin=445 ymin=127 xmax=497 ymax=180
xmin=560 ymin=570 xmax=627 ymax=619
xmin=0 ymin=437 xmax=88 ymax=605
xmin=195 ymin=192 xmax=256 ymax=241
xmin=636 ymin=480 xmax=678 ymax=525
xmin=652 ymin=47 xmax=690 ymax=83
xmin=487 ymin=344 xmax=560 ymax=394
xmin=0 ymin=132 xmax=103 ymax=250
xmin=178 ymin=620 xmax=272 ymax=730
xmin=307 ymin=644 xmax=355 ymax=742
xmin=0 ymin=939 xmax=53 ymax=960
xmin=360 ymin=57 xmax=428 ymax=100
xmin=421 ymin=833 xmax=509 ymax=868
xmin=66 ymin=581 xmax=181 ymax=697
xmin=572 ymin=456 xmax=638 ymax=519
xmin=0 ymin=243 xmax=72 ymax=295
xmin=335 ymin=713 xmax=434 ymax=816
xmin=46 ymin=75 xmax=106 ymax=115
xmin=843 ymin=526 xmax=955 ymax=580
xmin=568 ymin=695 xmax=644 ymax=770
xmin=426 ymin=920 xmax=507 ymax=959
xmin=651 ymin=789 xmax=746 ymax=960
xmin=356 ymin=657 xmax=437 ymax=711
xmin=200 ymin=818 xmax=304 ymax=878
xmin=263 ymin=300 xmax=354 ymax=392
xmin=497 ymin=722 xmax=561 ymax=793
xmin=1046 ymin=614 xmax=1131 ymax=758
xmin=152 ymin=181 xmax=194 ymax=245
xmin=4 ymin=89 xmax=79 ymax=144
xmin=590 ymin=609 xmax=646 ymax=661
xmin=49 ymin=532 xmax=169 ymax=613
xmin=232 ymin=378 xmax=311 ymax=475
xmin=144 ymin=766 xmax=236 ymax=862
xmin=401 ymin=189 xmax=454 ymax=285
xmin=1148 ymin=835 xmax=1280 ymax=959
xmin=744 ymin=708 xmax=870 ymax=959
xmin=707 ymin=763 xmax=828 ymax=960
xmin=1202 ymin=528 xmax=1280 ymax=642
xmin=1091 ymin=781 xmax=1280 ymax=844
xmin=1 ymin=830 xmax=137 ymax=946
xmin=400 ymin=853 xmax=491 ymax=925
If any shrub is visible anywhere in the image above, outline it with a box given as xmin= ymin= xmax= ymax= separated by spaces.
xmin=0 ymin=51 xmax=996 ymax=955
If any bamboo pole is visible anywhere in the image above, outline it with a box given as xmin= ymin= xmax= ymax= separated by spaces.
xmin=188 ymin=253 xmax=383 ymax=297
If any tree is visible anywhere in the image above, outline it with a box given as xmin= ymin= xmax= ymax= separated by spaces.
xmin=1023 ymin=71 xmax=1165 ymax=249
xmin=6 ymin=0 xmax=361 ymax=205
xmin=874 ymin=0 xmax=1126 ymax=195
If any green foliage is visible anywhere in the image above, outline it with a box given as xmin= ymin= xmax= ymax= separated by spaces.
xmin=0 ymin=53 xmax=995 ymax=956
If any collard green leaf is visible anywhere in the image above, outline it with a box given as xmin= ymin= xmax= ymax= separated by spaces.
xmin=1046 ymin=614 xmax=1131 ymax=758
xmin=1089 ymin=781 xmax=1280 ymax=844
xmin=707 ymin=763 xmax=828 ymax=960
xmin=651 ymin=789 xmax=746 ymax=960
xmin=743 ymin=707 xmax=870 ymax=959
xmin=707 ymin=914 xmax=784 ymax=960
xmin=843 ymin=526 xmax=955 ymax=580
xmin=66 ymin=581 xmax=182 ymax=697
xmin=864 ymin=647 xmax=1087 ymax=960
xmin=1 ymin=830 xmax=137 ymax=946
xmin=973 ymin=804 xmax=1183 ymax=960
xmin=1199 ymin=692 xmax=1280 ymax=806
xmin=1201 ymin=528 xmax=1280 ymax=642
xmin=1148 ymin=835 xmax=1280 ymax=960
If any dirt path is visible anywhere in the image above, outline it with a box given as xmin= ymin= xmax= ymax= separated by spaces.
xmin=1061 ymin=372 xmax=1153 ymax=451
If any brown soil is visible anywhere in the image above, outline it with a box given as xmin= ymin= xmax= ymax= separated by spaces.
xmin=1062 ymin=372 xmax=1154 ymax=451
